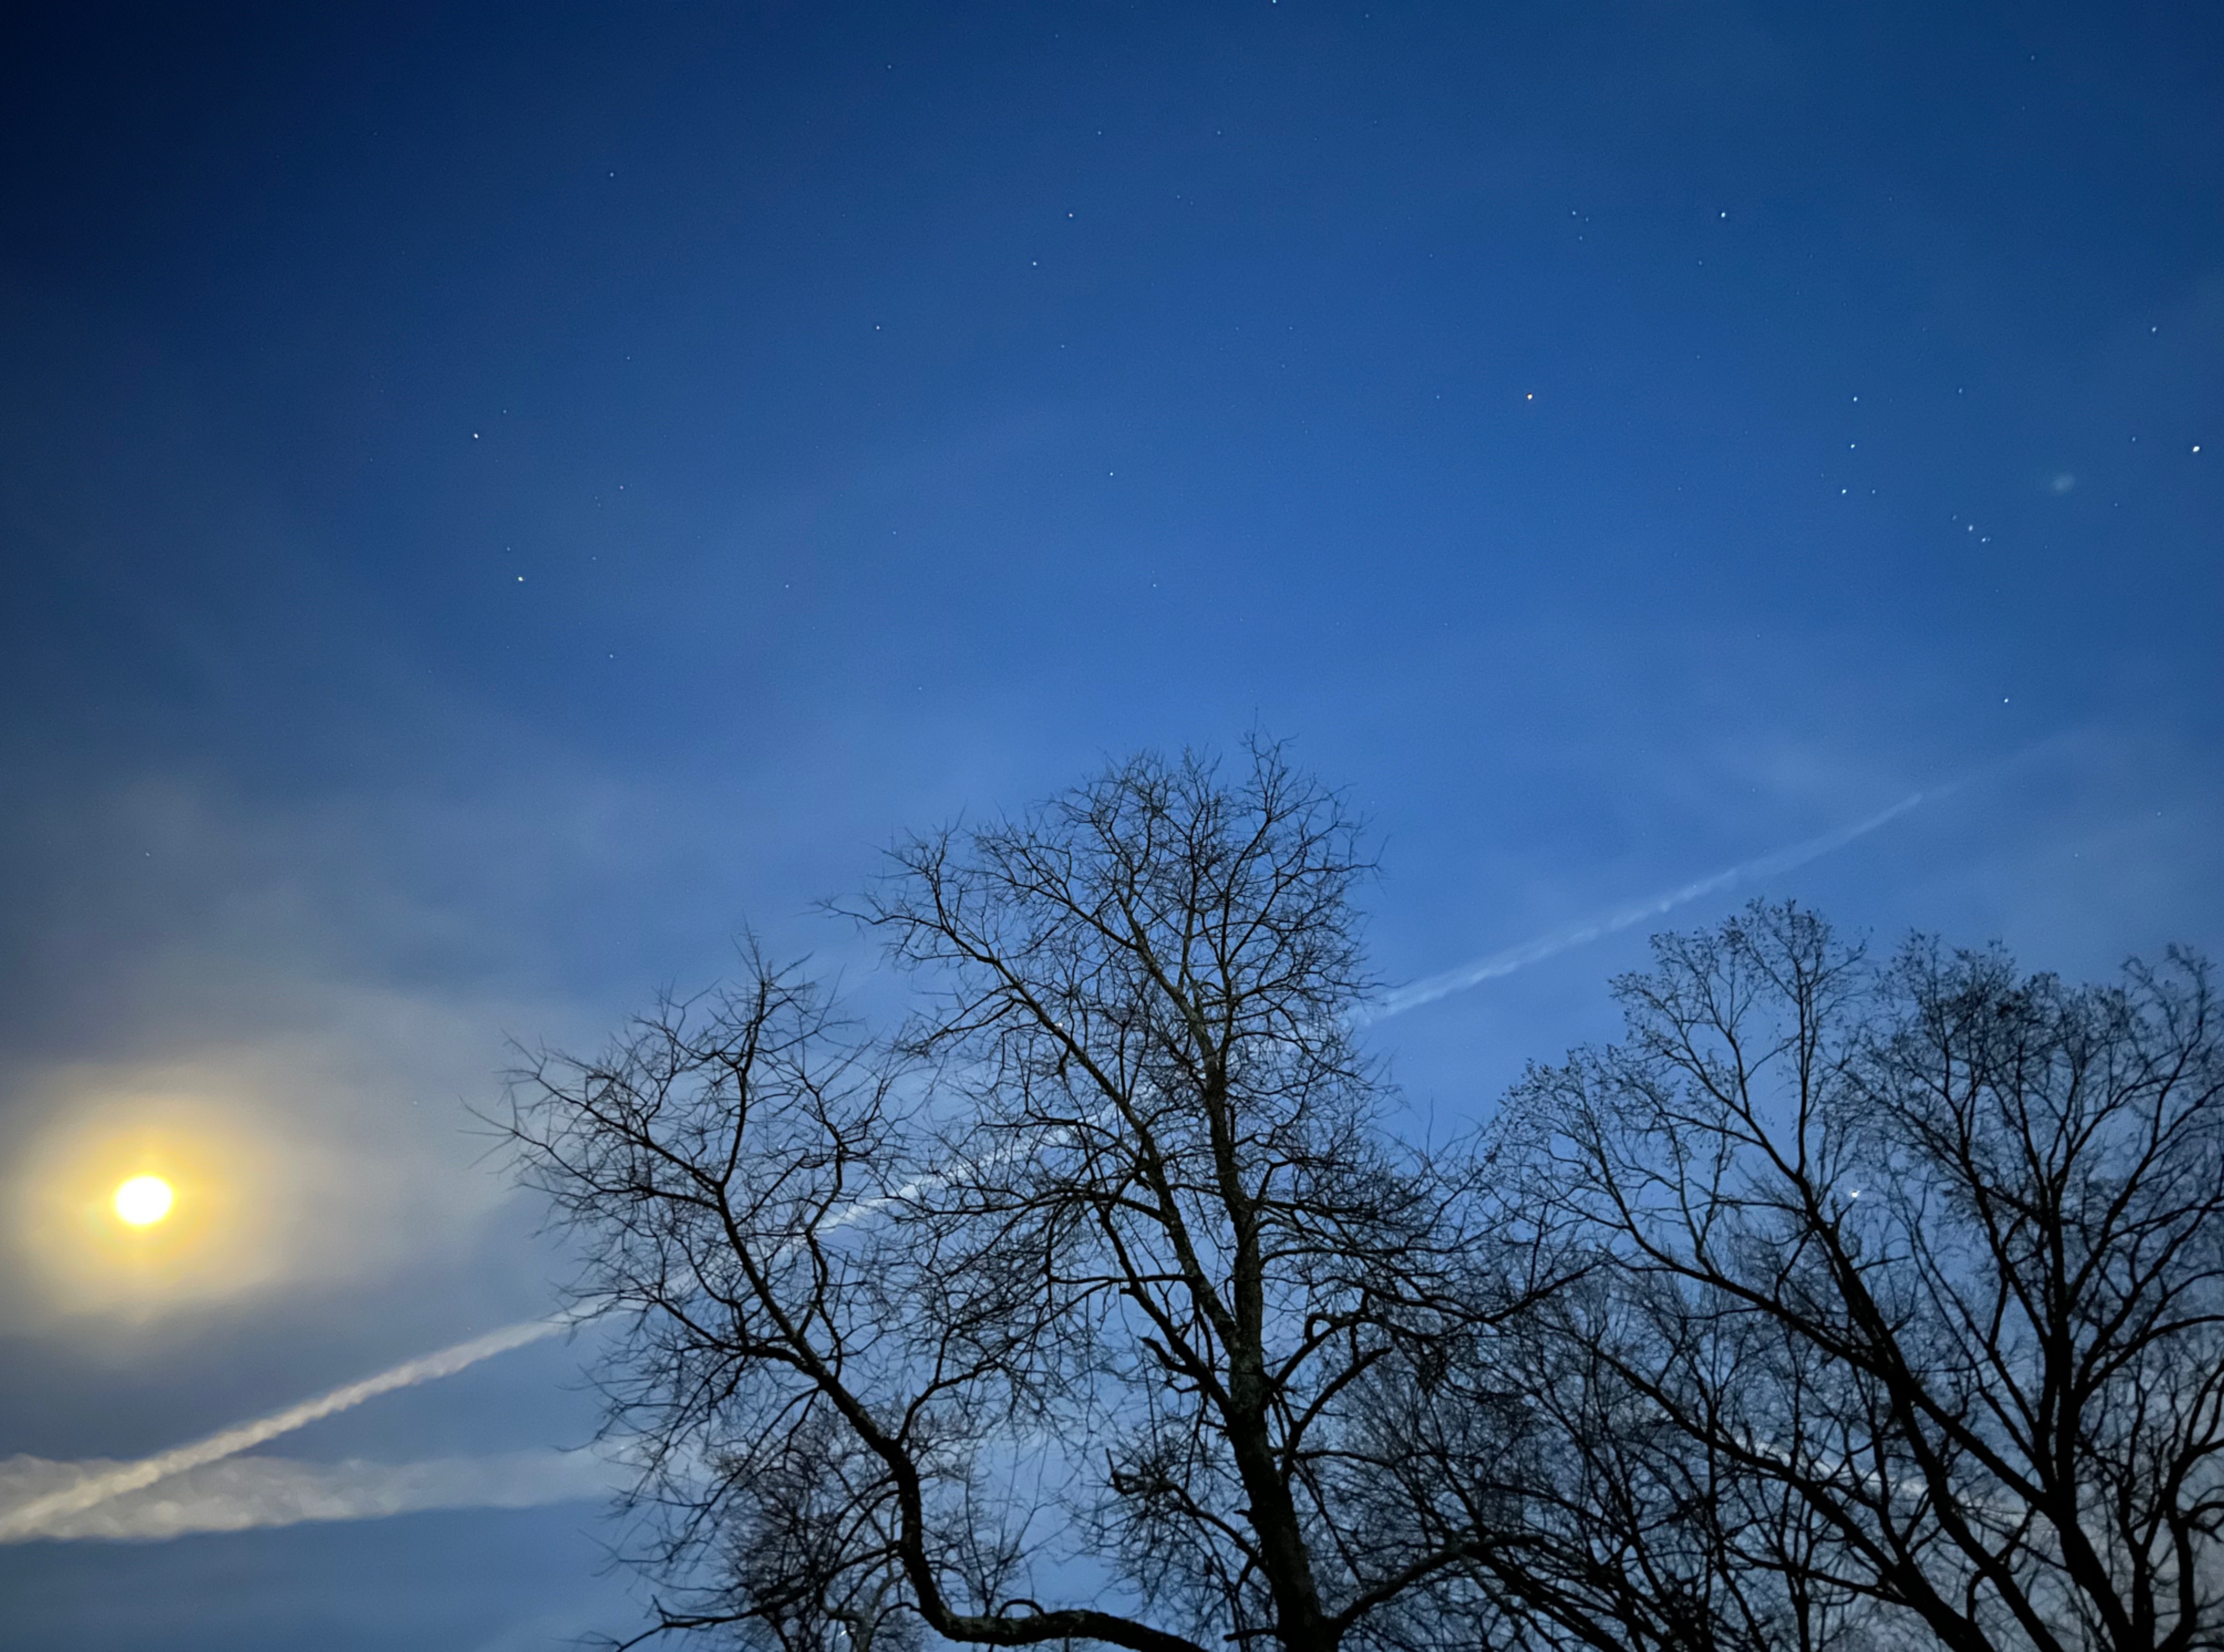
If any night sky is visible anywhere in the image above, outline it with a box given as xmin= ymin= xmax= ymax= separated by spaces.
xmin=2 ymin=5 xmax=2219 ymax=1648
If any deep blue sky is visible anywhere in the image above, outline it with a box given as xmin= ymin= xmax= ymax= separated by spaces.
xmin=2 ymin=4 xmax=2218 ymax=1648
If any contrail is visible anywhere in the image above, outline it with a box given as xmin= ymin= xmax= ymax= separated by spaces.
xmin=1357 ymin=789 xmax=1930 ymax=1024
xmin=4 ymin=1157 xmax=1028 ymax=1534
xmin=0 ymin=1316 xmax=571 ymax=1541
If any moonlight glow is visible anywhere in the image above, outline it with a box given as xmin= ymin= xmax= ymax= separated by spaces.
xmin=113 ymin=1175 xmax=175 ymax=1227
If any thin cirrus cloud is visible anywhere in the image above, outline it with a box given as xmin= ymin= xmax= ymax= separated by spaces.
xmin=0 ymin=787 xmax=1934 ymax=1544
xmin=0 ymin=1447 xmax=618 ymax=1543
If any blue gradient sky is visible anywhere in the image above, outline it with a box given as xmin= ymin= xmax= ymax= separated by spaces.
xmin=2 ymin=4 xmax=2219 ymax=1647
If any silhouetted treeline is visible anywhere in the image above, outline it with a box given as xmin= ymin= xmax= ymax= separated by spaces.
xmin=505 ymin=745 xmax=2223 ymax=1652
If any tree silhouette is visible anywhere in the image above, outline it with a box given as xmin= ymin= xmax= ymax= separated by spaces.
xmin=1501 ymin=903 xmax=2224 ymax=1652
xmin=506 ymin=745 xmax=1558 ymax=1652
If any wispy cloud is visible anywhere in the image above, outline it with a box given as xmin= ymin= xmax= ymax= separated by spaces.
xmin=0 ymin=1317 xmax=570 ymax=1541
xmin=1358 ymin=791 xmax=1930 ymax=1024
xmin=0 ymin=1447 xmax=616 ymax=1543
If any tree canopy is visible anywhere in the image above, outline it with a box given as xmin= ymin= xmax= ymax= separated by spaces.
xmin=507 ymin=747 xmax=2224 ymax=1652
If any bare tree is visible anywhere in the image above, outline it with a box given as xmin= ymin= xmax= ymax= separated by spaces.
xmin=504 ymin=745 xmax=1575 ymax=1652
xmin=1499 ymin=902 xmax=2224 ymax=1652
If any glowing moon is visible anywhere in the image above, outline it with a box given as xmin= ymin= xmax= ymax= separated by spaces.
xmin=113 ymin=1175 xmax=174 ymax=1227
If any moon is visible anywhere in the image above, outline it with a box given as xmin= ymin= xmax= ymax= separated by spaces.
xmin=113 ymin=1175 xmax=174 ymax=1227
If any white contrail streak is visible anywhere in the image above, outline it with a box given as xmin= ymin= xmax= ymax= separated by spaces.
xmin=0 ymin=1316 xmax=570 ymax=1541
xmin=1357 ymin=790 xmax=1929 ymax=1024
xmin=5 ymin=1149 xmax=1031 ymax=1536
